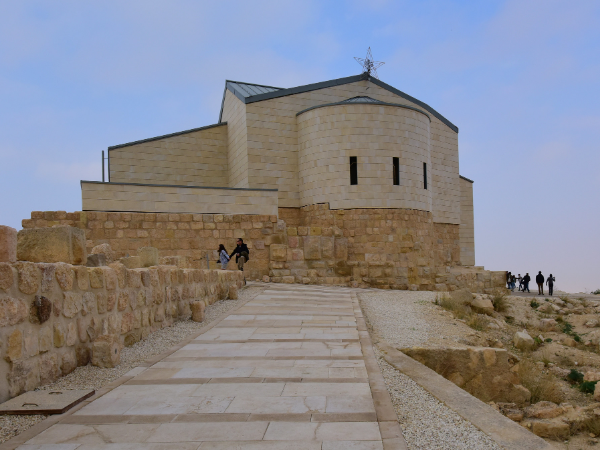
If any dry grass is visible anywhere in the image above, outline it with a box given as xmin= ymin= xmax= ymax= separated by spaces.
xmin=518 ymin=359 xmax=565 ymax=404
xmin=490 ymin=288 xmax=510 ymax=313
xmin=467 ymin=314 xmax=490 ymax=331
xmin=572 ymin=417 xmax=600 ymax=436
xmin=435 ymin=293 xmax=471 ymax=320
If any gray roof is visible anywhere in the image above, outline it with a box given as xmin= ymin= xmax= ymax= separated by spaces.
xmin=340 ymin=96 xmax=384 ymax=104
xmin=218 ymin=74 xmax=458 ymax=133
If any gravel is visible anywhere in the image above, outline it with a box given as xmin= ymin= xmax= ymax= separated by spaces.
xmin=0 ymin=283 xmax=265 ymax=445
xmin=360 ymin=290 xmax=501 ymax=450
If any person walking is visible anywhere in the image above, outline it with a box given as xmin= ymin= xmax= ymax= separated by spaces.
xmin=523 ymin=273 xmax=531 ymax=293
xmin=517 ymin=274 xmax=523 ymax=291
xmin=217 ymin=244 xmax=230 ymax=270
xmin=546 ymin=274 xmax=556 ymax=296
xmin=511 ymin=274 xmax=517 ymax=291
xmin=506 ymin=272 xmax=512 ymax=290
xmin=536 ymin=271 xmax=545 ymax=295
xmin=229 ymin=238 xmax=250 ymax=272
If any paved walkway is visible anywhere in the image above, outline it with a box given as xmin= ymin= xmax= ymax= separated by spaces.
xmin=16 ymin=284 xmax=406 ymax=449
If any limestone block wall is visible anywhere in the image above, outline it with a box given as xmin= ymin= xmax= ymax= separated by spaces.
xmin=297 ymin=103 xmax=432 ymax=210
xmin=460 ymin=177 xmax=475 ymax=266
xmin=221 ymin=90 xmax=249 ymax=188
xmin=81 ymin=181 xmax=278 ymax=216
xmin=0 ymin=261 xmax=243 ymax=403
xmin=109 ymin=123 xmax=228 ymax=187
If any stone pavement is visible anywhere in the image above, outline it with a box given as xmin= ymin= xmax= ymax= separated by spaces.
xmin=13 ymin=284 xmax=407 ymax=450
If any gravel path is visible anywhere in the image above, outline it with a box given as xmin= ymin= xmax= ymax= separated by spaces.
xmin=360 ymin=290 xmax=502 ymax=450
xmin=0 ymin=284 xmax=265 ymax=445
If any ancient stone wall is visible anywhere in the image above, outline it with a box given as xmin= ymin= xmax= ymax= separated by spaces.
xmin=0 ymin=260 xmax=243 ymax=403
xmin=21 ymin=205 xmax=504 ymax=292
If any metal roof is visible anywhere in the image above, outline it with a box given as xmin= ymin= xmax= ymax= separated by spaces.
xmin=218 ymin=74 xmax=459 ymax=133
xmin=340 ymin=96 xmax=384 ymax=104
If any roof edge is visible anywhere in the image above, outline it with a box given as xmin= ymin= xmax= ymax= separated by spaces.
xmin=107 ymin=122 xmax=227 ymax=150
xmin=296 ymin=99 xmax=431 ymax=122
xmin=80 ymin=180 xmax=277 ymax=192
xmin=460 ymin=175 xmax=474 ymax=183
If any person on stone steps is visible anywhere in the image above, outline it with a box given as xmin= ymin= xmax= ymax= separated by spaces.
xmin=217 ymin=244 xmax=230 ymax=270
xmin=546 ymin=274 xmax=556 ymax=296
xmin=230 ymin=238 xmax=250 ymax=272
xmin=522 ymin=273 xmax=531 ymax=293
xmin=536 ymin=271 xmax=545 ymax=295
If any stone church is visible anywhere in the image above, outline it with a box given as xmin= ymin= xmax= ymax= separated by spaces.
xmin=71 ymin=72 xmax=490 ymax=290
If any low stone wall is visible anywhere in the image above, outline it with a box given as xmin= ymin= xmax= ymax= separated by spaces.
xmin=0 ymin=260 xmax=243 ymax=403
xmin=21 ymin=205 xmax=505 ymax=292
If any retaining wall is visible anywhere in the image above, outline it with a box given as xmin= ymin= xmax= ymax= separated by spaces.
xmin=0 ymin=261 xmax=243 ymax=403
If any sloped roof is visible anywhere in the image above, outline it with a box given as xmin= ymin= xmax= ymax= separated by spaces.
xmin=218 ymin=74 xmax=458 ymax=132
xmin=340 ymin=96 xmax=383 ymax=104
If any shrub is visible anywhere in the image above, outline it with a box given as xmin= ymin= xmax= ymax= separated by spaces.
xmin=518 ymin=360 xmax=564 ymax=404
xmin=530 ymin=300 xmax=540 ymax=309
xmin=561 ymin=321 xmax=574 ymax=335
xmin=490 ymin=289 xmax=510 ymax=313
xmin=505 ymin=316 xmax=514 ymax=324
xmin=435 ymin=293 xmax=471 ymax=320
xmin=593 ymin=289 xmax=600 ymax=295
xmin=467 ymin=314 xmax=489 ymax=331
xmin=567 ymin=369 xmax=584 ymax=384
xmin=580 ymin=381 xmax=598 ymax=394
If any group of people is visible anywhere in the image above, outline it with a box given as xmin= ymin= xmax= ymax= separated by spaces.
xmin=217 ymin=238 xmax=249 ymax=271
xmin=507 ymin=271 xmax=556 ymax=296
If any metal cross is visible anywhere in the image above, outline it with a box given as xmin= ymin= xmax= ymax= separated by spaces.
xmin=354 ymin=47 xmax=385 ymax=79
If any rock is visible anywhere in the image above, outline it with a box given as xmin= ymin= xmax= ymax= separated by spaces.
xmin=0 ymin=225 xmax=17 ymax=263
xmin=525 ymin=401 xmax=563 ymax=419
xmin=31 ymin=295 xmax=52 ymax=323
xmin=588 ymin=330 xmax=600 ymax=345
xmin=191 ymin=301 xmax=205 ymax=322
xmin=15 ymin=262 xmax=41 ymax=294
xmin=60 ymin=351 xmax=77 ymax=375
xmin=593 ymin=382 xmax=600 ymax=401
xmin=91 ymin=335 xmax=121 ymax=368
xmin=531 ymin=420 xmax=570 ymax=439
xmin=7 ymin=359 xmax=40 ymax=397
xmin=0 ymin=262 xmax=14 ymax=290
xmin=449 ymin=288 xmax=473 ymax=305
xmin=75 ymin=345 xmax=91 ymax=366
xmin=262 ymin=275 xmax=270 ymax=282
xmin=63 ymin=292 xmax=82 ymax=318
xmin=17 ymin=226 xmax=86 ymax=265
xmin=228 ymin=285 xmax=238 ymax=300
xmin=39 ymin=353 xmax=60 ymax=385
xmin=6 ymin=329 xmax=23 ymax=361
xmin=55 ymin=263 xmax=75 ymax=290
xmin=513 ymin=330 xmax=535 ymax=351
xmin=91 ymin=243 xmax=115 ymax=264
xmin=0 ymin=296 xmax=28 ymax=327
xmin=282 ymin=276 xmax=295 ymax=284
xmin=584 ymin=371 xmax=600 ymax=382
xmin=137 ymin=247 xmax=158 ymax=267
xmin=470 ymin=298 xmax=495 ymax=315
xmin=505 ymin=410 xmax=524 ymax=422
xmin=39 ymin=325 xmax=53 ymax=353
xmin=86 ymin=254 xmax=106 ymax=267
xmin=562 ymin=337 xmax=577 ymax=347
xmin=539 ymin=318 xmax=558 ymax=332
xmin=586 ymin=319 xmax=599 ymax=328
xmin=120 ymin=256 xmax=142 ymax=269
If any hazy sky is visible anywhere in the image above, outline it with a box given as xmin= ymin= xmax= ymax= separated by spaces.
xmin=1 ymin=1 xmax=598 ymax=293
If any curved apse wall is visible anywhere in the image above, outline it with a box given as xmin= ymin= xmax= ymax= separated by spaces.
xmin=297 ymin=101 xmax=432 ymax=211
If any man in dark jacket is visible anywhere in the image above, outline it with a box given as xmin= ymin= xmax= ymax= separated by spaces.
xmin=536 ymin=271 xmax=545 ymax=295
xmin=546 ymin=274 xmax=556 ymax=296
xmin=230 ymin=238 xmax=250 ymax=272
xmin=522 ymin=273 xmax=531 ymax=293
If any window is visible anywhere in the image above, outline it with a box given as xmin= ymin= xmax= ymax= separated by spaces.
xmin=393 ymin=157 xmax=400 ymax=185
xmin=350 ymin=156 xmax=358 ymax=185
xmin=423 ymin=162 xmax=428 ymax=190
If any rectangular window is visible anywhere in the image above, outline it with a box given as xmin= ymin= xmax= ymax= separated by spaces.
xmin=350 ymin=156 xmax=358 ymax=185
xmin=393 ymin=157 xmax=400 ymax=185
xmin=423 ymin=162 xmax=428 ymax=190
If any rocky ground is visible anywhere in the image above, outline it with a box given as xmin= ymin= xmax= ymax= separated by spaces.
xmin=360 ymin=288 xmax=600 ymax=449
xmin=0 ymin=284 xmax=265 ymax=445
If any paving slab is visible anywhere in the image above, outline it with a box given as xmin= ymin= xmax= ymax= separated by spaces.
xmin=6 ymin=284 xmax=407 ymax=450
xmin=0 ymin=390 xmax=95 ymax=415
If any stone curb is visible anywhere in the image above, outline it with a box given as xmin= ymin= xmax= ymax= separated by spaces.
xmin=352 ymin=293 xmax=408 ymax=450
xmin=377 ymin=342 xmax=554 ymax=450
xmin=0 ymin=285 xmax=265 ymax=450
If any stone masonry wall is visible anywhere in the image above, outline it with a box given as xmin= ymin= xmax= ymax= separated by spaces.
xmin=0 ymin=260 xmax=243 ymax=403
xmin=21 ymin=206 xmax=504 ymax=292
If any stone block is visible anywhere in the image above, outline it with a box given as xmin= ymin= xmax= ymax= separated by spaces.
xmin=86 ymin=254 xmax=106 ymax=267
xmin=91 ymin=335 xmax=121 ymax=368
xmin=63 ymin=292 xmax=82 ymax=318
xmin=39 ymin=325 xmax=52 ymax=353
xmin=15 ymin=262 xmax=41 ymax=295
xmin=55 ymin=263 xmax=74 ymax=290
xmin=303 ymin=236 xmax=322 ymax=260
xmin=120 ymin=256 xmax=142 ymax=269
xmin=17 ymin=226 xmax=86 ymax=265
xmin=513 ymin=330 xmax=535 ymax=350
xmin=137 ymin=247 xmax=158 ymax=267
xmin=6 ymin=329 xmax=23 ymax=362
xmin=228 ymin=285 xmax=238 ymax=300
xmin=282 ymin=276 xmax=295 ymax=284
xmin=470 ymin=297 xmax=494 ymax=315
xmin=191 ymin=301 xmax=205 ymax=322
xmin=7 ymin=359 xmax=40 ymax=398
xmin=0 ymin=225 xmax=17 ymax=263
xmin=54 ymin=323 xmax=65 ymax=347
xmin=60 ymin=350 xmax=77 ymax=375
xmin=0 ymin=262 xmax=14 ymax=290
xmin=39 ymin=353 xmax=60 ymax=385
xmin=91 ymin=243 xmax=115 ymax=264
xmin=530 ymin=420 xmax=570 ymax=439
xmin=0 ymin=297 xmax=28 ymax=327
xmin=270 ymin=244 xmax=287 ymax=261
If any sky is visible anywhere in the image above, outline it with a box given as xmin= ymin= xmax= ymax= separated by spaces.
xmin=0 ymin=0 xmax=598 ymax=293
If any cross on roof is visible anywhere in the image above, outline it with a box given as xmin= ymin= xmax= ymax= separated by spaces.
xmin=354 ymin=47 xmax=385 ymax=79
